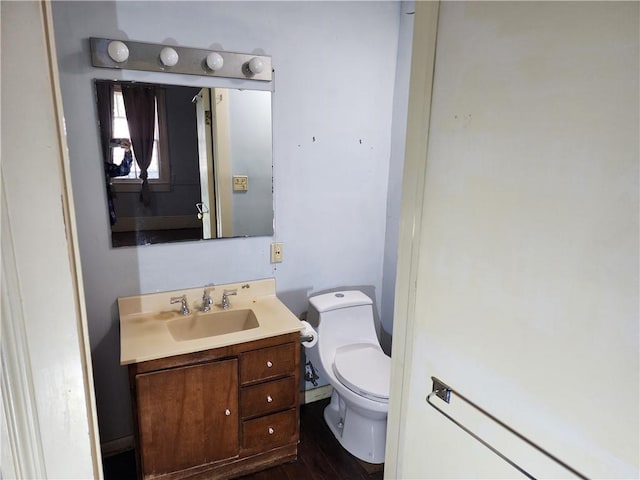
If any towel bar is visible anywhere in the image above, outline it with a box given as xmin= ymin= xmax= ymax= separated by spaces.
xmin=426 ymin=376 xmax=588 ymax=480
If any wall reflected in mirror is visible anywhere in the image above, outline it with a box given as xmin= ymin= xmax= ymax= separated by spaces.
xmin=95 ymin=80 xmax=274 ymax=247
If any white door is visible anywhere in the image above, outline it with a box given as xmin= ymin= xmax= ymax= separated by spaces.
xmin=387 ymin=2 xmax=639 ymax=479
xmin=1 ymin=1 xmax=102 ymax=477
xmin=195 ymin=88 xmax=217 ymax=239
xmin=211 ymin=88 xmax=233 ymax=237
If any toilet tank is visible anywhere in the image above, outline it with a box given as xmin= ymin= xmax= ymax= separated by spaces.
xmin=309 ymin=291 xmax=379 ymax=367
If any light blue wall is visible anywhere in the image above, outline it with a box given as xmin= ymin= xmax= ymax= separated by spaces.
xmin=381 ymin=1 xmax=415 ymax=351
xmin=52 ymin=0 xmax=412 ymax=442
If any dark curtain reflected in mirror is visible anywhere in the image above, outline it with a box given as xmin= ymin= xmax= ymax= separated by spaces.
xmin=94 ymin=80 xmax=274 ymax=247
xmin=121 ymin=84 xmax=156 ymax=205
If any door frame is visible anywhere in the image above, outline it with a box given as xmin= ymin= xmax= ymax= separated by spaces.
xmin=1 ymin=1 xmax=102 ymax=477
xmin=384 ymin=2 xmax=440 ymax=478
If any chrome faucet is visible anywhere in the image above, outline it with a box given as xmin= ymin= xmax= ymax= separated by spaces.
xmin=170 ymin=294 xmax=190 ymax=316
xmin=221 ymin=289 xmax=237 ymax=310
xmin=201 ymin=287 xmax=214 ymax=312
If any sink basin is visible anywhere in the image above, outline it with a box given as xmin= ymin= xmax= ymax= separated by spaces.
xmin=167 ymin=309 xmax=259 ymax=341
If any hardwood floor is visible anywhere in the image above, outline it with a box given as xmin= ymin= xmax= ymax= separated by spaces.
xmin=103 ymin=398 xmax=384 ymax=480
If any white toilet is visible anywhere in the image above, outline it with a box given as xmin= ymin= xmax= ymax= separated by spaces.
xmin=308 ymin=290 xmax=391 ymax=464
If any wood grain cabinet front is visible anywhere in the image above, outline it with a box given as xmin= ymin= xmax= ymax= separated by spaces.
xmin=241 ymin=409 xmax=298 ymax=454
xmin=129 ymin=332 xmax=300 ymax=480
xmin=135 ymin=359 xmax=238 ymax=476
xmin=239 ymin=342 xmax=296 ymax=384
xmin=240 ymin=376 xmax=296 ymax=418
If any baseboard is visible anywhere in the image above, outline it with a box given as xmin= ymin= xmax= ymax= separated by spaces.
xmin=302 ymin=384 xmax=333 ymax=404
xmin=101 ymin=435 xmax=134 ymax=458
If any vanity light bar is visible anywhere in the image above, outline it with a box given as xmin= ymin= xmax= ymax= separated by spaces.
xmin=90 ymin=38 xmax=272 ymax=82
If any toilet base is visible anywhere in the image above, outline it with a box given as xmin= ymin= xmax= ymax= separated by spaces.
xmin=323 ymin=390 xmax=387 ymax=464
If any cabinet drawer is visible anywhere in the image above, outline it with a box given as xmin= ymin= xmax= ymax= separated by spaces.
xmin=241 ymin=409 xmax=298 ymax=453
xmin=239 ymin=343 xmax=295 ymax=384
xmin=240 ymin=376 xmax=296 ymax=418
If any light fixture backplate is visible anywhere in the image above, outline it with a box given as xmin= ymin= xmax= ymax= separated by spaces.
xmin=90 ymin=37 xmax=272 ymax=81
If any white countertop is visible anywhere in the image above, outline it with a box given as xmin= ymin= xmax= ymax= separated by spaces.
xmin=119 ymin=278 xmax=303 ymax=365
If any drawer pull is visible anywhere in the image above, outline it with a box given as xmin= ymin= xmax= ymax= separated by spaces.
xmin=267 ymin=395 xmax=273 ymax=403
xmin=266 ymin=360 xmax=273 ymax=368
xmin=225 ymin=409 xmax=231 ymax=416
xmin=268 ymin=427 xmax=275 ymax=435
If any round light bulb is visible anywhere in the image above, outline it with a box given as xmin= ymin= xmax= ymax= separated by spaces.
xmin=107 ymin=41 xmax=129 ymax=63
xmin=159 ymin=47 xmax=179 ymax=67
xmin=206 ymin=52 xmax=224 ymax=71
xmin=248 ymin=57 xmax=265 ymax=74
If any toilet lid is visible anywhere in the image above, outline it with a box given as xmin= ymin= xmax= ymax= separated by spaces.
xmin=333 ymin=344 xmax=390 ymax=402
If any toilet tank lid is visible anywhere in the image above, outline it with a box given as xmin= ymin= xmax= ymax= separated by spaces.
xmin=309 ymin=290 xmax=372 ymax=312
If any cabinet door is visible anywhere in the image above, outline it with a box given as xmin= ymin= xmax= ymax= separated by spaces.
xmin=136 ymin=359 xmax=238 ymax=476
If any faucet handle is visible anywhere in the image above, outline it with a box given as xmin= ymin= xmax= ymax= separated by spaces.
xmin=170 ymin=294 xmax=190 ymax=316
xmin=170 ymin=294 xmax=186 ymax=304
xmin=221 ymin=289 xmax=237 ymax=310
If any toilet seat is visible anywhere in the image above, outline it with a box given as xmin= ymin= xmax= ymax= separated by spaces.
xmin=333 ymin=344 xmax=390 ymax=403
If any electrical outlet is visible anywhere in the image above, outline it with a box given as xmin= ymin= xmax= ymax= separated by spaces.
xmin=232 ymin=175 xmax=248 ymax=191
xmin=270 ymin=242 xmax=283 ymax=263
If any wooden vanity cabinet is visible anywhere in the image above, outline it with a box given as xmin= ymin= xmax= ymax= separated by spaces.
xmin=128 ymin=332 xmax=300 ymax=480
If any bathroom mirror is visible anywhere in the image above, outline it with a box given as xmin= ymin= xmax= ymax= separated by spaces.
xmin=95 ymin=80 xmax=273 ymax=247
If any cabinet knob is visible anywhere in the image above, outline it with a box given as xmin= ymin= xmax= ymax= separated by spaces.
xmin=268 ymin=427 xmax=275 ymax=435
xmin=266 ymin=361 xmax=273 ymax=368
xmin=225 ymin=409 xmax=231 ymax=416
xmin=267 ymin=395 xmax=273 ymax=403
